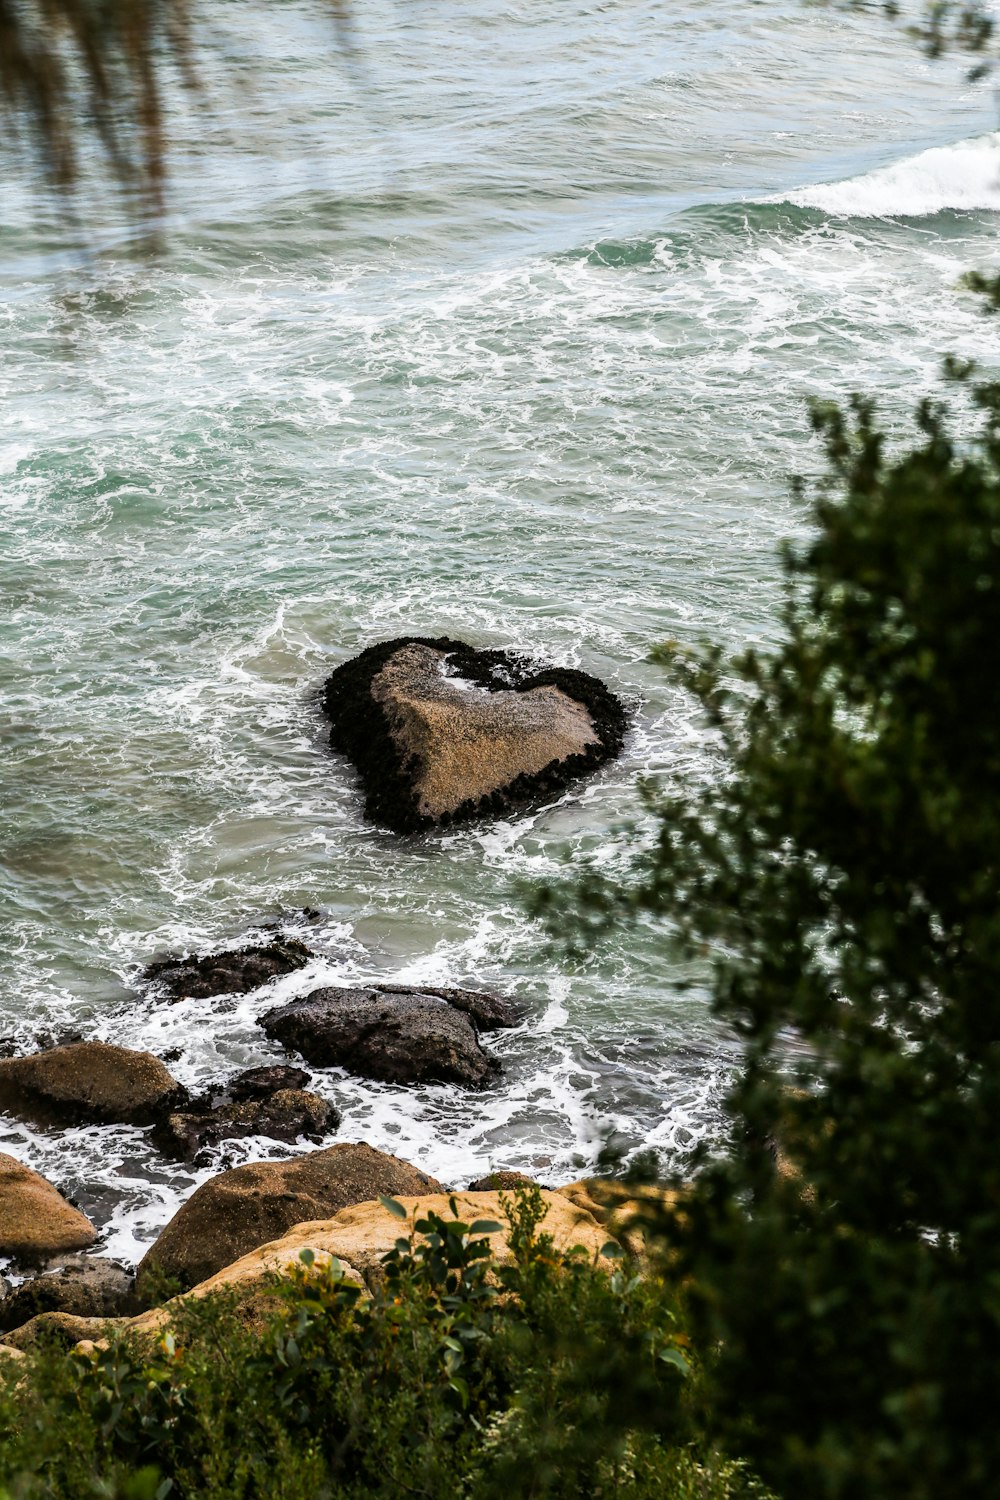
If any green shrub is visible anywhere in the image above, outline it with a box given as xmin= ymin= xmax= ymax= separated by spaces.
xmin=0 ymin=1190 xmax=750 ymax=1499
xmin=539 ymin=365 xmax=1000 ymax=1498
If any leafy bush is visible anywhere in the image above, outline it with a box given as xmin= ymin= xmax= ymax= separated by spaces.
xmin=0 ymin=1190 xmax=759 ymax=1499
xmin=539 ymin=366 xmax=1000 ymax=1498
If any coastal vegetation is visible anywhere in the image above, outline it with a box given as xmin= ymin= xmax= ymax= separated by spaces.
xmin=536 ymin=365 xmax=1000 ymax=1496
xmin=0 ymin=1188 xmax=767 ymax=1499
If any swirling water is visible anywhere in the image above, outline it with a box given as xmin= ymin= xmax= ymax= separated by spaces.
xmin=1 ymin=0 xmax=999 ymax=1266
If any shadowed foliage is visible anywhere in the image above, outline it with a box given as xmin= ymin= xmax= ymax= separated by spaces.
xmin=0 ymin=1190 xmax=772 ymax=1498
xmin=536 ymin=359 xmax=1000 ymax=1497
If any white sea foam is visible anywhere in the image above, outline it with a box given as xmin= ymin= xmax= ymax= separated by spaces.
xmin=777 ymin=133 xmax=1000 ymax=218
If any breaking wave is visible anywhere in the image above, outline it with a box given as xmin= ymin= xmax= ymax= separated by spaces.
xmin=774 ymin=133 xmax=1000 ymax=218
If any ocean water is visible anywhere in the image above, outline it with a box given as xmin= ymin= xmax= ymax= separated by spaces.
xmin=1 ymin=0 xmax=999 ymax=1268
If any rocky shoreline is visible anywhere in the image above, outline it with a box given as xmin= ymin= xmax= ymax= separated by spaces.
xmin=0 ymin=639 xmax=631 ymax=1355
xmin=0 ymin=1135 xmax=659 ymax=1355
xmin=0 ymin=935 xmax=528 ymax=1329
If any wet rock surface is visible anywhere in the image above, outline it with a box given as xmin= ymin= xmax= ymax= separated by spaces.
xmin=370 ymin=983 xmax=519 ymax=1032
xmin=0 ymin=1042 xmax=186 ymax=1127
xmin=151 ymin=1063 xmax=338 ymax=1160
xmin=141 ymin=937 xmax=313 ymax=1001
xmin=0 ymin=1256 xmax=137 ymax=1333
xmin=155 ymin=1089 xmax=338 ymax=1160
xmin=0 ymin=1153 xmax=97 ymax=1265
xmin=260 ymin=984 xmax=509 ymax=1087
xmin=466 ymin=1170 xmax=542 ymax=1192
xmin=136 ymin=1143 xmax=442 ymax=1296
xmin=228 ymin=1064 xmax=311 ymax=1100
xmin=324 ymin=636 xmax=627 ymax=833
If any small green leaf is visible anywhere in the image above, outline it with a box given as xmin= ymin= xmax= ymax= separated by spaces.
xmin=659 ymin=1347 xmax=691 ymax=1377
xmin=468 ymin=1219 xmax=502 ymax=1235
xmin=379 ymin=1195 xmax=408 ymax=1220
xmin=600 ymin=1240 xmax=625 ymax=1259
xmin=299 ymin=1247 xmax=315 ymax=1267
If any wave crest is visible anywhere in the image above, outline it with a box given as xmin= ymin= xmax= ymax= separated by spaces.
xmin=772 ymin=133 xmax=1000 ymax=218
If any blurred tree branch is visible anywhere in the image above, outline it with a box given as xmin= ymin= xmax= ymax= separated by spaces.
xmin=0 ymin=0 xmax=351 ymax=212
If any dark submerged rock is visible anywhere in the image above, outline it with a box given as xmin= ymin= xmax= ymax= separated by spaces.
xmin=228 ymin=1064 xmax=311 ymax=1101
xmin=141 ymin=937 xmax=313 ymax=1002
xmin=0 ymin=1256 xmax=137 ymax=1334
xmin=323 ymin=636 xmax=627 ymax=834
xmin=154 ymin=1089 xmax=338 ymax=1161
xmin=150 ymin=1062 xmax=335 ymax=1161
xmin=260 ymin=985 xmax=510 ymax=1087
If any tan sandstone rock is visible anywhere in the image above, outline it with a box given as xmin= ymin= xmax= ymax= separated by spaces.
xmin=0 ymin=1311 xmax=127 ymax=1352
xmin=0 ymin=1152 xmax=97 ymax=1264
xmin=129 ymin=1187 xmax=617 ymax=1340
xmin=0 ymin=1042 xmax=184 ymax=1127
xmin=371 ymin=643 xmax=599 ymax=820
xmin=136 ymin=1142 xmax=442 ymax=1298
xmin=558 ymin=1178 xmax=682 ymax=1262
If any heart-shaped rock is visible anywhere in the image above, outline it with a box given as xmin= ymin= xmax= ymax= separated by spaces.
xmin=323 ymin=636 xmax=626 ymax=833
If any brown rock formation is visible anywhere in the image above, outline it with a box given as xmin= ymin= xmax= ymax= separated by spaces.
xmin=130 ymin=1188 xmax=618 ymax=1337
xmin=0 ymin=1256 xmax=136 ymax=1333
xmin=558 ymin=1178 xmax=683 ymax=1263
xmin=466 ymin=1170 xmax=541 ymax=1192
xmin=323 ymin=636 xmax=627 ymax=833
xmin=135 ymin=1143 xmax=442 ymax=1298
xmin=372 ymin=643 xmax=598 ymax=819
xmin=154 ymin=1089 xmax=337 ymax=1160
xmin=0 ymin=1153 xmax=97 ymax=1264
xmin=0 ymin=1042 xmax=185 ymax=1127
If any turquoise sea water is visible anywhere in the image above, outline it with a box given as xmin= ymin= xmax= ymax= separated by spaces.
xmin=1 ymin=0 xmax=999 ymax=1263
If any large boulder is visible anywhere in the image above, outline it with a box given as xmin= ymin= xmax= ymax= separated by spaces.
xmin=129 ymin=1188 xmax=618 ymax=1340
xmin=0 ymin=1042 xmax=185 ymax=1127
xmin=324 ymin=637 xmax=627 ymax=833
xmin=0 ymin=1256 xmax=136 ymax=1333
xmin=135 ymin=1143 xmax=442 ymax=1298
xmin=141 ymin=937 xmax=313 ymax=1001
xmin=0 ymin=1153 xmax=97 ymax=1264
xmin=260 ymin=985 xmax=505 ymax=1086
